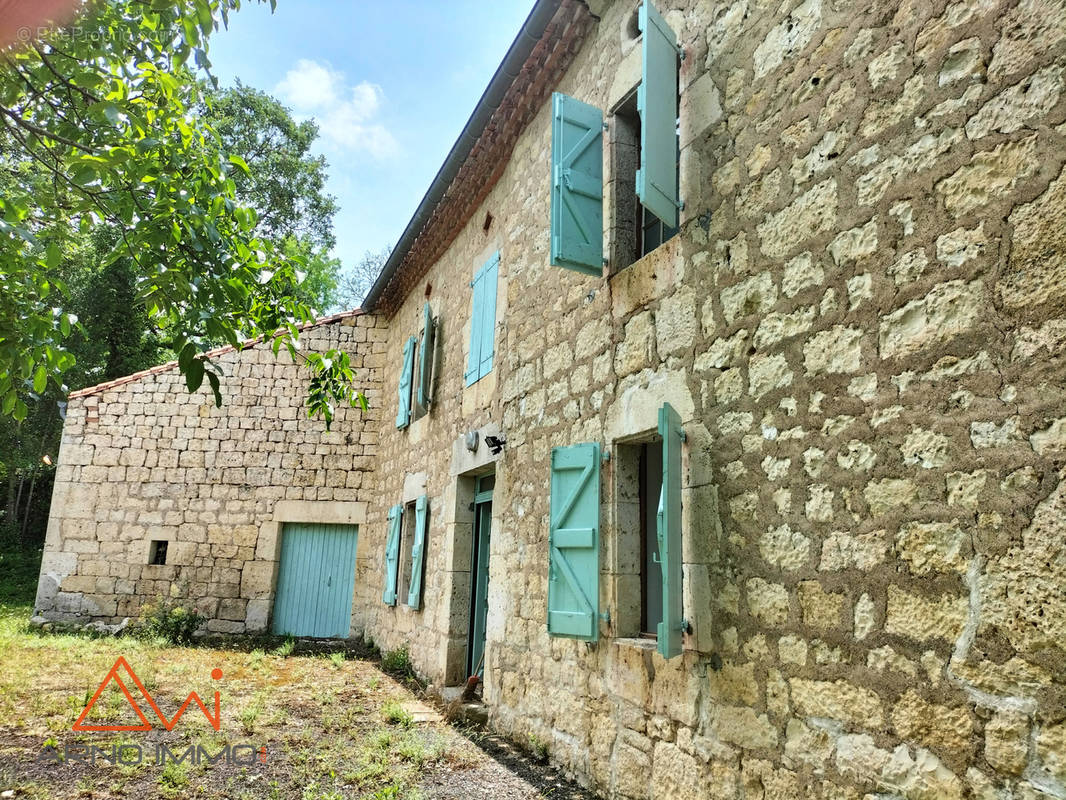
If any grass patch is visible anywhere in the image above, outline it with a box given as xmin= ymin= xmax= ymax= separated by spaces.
xmin=380 ymin=645 xmax=412 ymax=678
xmin=0 ymin=604 xmax=503 ymax=800
xmin=381 ymin=700 xmax=413 ymax=728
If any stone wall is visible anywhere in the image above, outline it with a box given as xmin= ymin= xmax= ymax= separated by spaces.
xmin=35 ymin=313 xmax=384 ymax=634
xmin=361 ymin=0 xmax=1066 ymax=797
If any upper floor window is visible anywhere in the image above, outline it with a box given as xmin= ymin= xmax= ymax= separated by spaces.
xmin=396 ymin=301 xmax=436 ymax=429
xmin=549 ymin=0 xmax=681 ymax=276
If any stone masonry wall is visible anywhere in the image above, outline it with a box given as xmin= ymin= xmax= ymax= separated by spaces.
xmin=35 ymin=313 xmax=384 ymax=634
xmin=363 ymin=0 xmax=1066 ymax=797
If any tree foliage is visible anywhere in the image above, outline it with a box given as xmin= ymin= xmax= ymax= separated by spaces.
xmin=336 ymin=247 xmax=391 ymax=311
xmin=0 ymin=0 xmax=363 ymax=428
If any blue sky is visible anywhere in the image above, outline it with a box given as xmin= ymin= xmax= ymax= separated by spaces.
xmin=208 ymin=1 xmax=535 ymax=275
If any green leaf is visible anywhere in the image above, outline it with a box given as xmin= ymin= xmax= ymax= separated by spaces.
xmin=206 ymin=370 xmax=222 ymax=407
xmin=33 ymin=365 xmax=47 ymax=393
xmin=184 ymin=358 xmax=205 ymax=393
xmin=227 ymin=154 xmax=251 ymax=175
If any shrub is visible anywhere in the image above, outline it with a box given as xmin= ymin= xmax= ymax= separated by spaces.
xmin=136 ymin=596 xmax=205 ymax=644
xmin=380 ymin=646 xmax=412 ymax=677
xmin=381 ymin=700 xmax=412 ymax=728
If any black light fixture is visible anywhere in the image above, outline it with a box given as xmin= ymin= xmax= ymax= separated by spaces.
xmin=484 ymin=434 xmax=506 ymax=455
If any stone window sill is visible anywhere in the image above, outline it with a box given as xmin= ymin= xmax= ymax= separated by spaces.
xmin=612 ymin=636 xmax=657 ymax=652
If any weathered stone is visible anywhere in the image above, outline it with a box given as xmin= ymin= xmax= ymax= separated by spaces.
xmin=790 ymin=679 xmax=884 ymax=727
xmin=885 ymin=585 xmax=968 ymax=642
xmin=968 ymin=65 xmax=1064 ymax=139
xmin=758 ymin=179 xmax=838 ymax=259
xmin=1000 ymin=167 xmax=1066 ymax=312
xmin=781 ymin=252 xmax=823 ymax=297
xmin=984 ymin=710 xmax=1030 ymax=775
xmin=804 ymin=326 xmax=863 ymax=375
xmin=747 ymin=578 xmax=790 ymax=626
xmin=798 ymin=581 xmax=846 ymax=630
xmin=987 ymin=0 xmax=1066 ymax=82
xmin=749 ymin=353 xmax=793 ymax=399
xmin=879 ymin=280 xmax=984 ymax=359
xmin=752 ymin=0 xmax=823 ymax=79
xmin=760 ymin=525 xmax=811 ymax=571
xmin=938 ymin=136 xmax=1038 ymax=216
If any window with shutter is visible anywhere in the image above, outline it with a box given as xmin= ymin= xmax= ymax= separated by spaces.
xmin=550 ymin=92 xmax=604 ymax=275
xmin=382 ymin=505 xmax=403 ymax=606
xmin=396 ymin=336 xmax=416 ymax=429
xmin=416 ymin=302 xmax=435 ymax=409
xmin=656 ymin=402 xmax=684 ymax=658
xmin=465 ymin=252 xmax=499 ymax=386
xmin=406 ymin=495 xmax=428 ymax=609
xmin=637 ymin=0 xmax=681 ymax=230
xmin=548 ymin=442 xmax=601 ymax=641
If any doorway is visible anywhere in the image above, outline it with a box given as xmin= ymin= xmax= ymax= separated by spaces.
xmin=467 ymin=473 xmax=494 ymax=678
xmin=272 ymin=522 xmax=358 ymax=638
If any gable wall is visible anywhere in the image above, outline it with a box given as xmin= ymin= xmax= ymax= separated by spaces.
xmin=36 ymin=313 xmax=384 ymax=634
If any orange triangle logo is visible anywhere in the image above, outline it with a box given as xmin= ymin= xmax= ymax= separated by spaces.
xmin=72 ymin=656 xmax=154 ymax=732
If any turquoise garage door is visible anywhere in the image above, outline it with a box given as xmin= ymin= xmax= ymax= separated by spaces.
xmin=272 ymin=522 xmax=359 ymax=638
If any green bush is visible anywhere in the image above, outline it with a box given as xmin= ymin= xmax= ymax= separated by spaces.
xmin=380 ymin=646 xmax=412 ymax=677
xmin=136 ymin=596 xmax=205 ymax=644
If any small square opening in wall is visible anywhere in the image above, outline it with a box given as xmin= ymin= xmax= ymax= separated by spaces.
xmin=148 ymin=540 xmax=168 ymax=566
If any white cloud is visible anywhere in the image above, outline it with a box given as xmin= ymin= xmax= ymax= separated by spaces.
xmin=274 ymin=59 xmax=397 ymax=159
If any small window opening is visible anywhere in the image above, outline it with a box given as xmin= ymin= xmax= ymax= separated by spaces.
xmin=638 ymin=442 xmax=664 ymax=636
xmin=398 ymin=501 xmax=416 ymax=605
xmin=615 ymin=439 xmax=663 ymax=638
xmin=483 ymin=212 xmax=493 ymax=232
xmin=148 ymin=540 xmax=168 ymax=566
xmin=609 ymin=91 xmax=679 ymax=272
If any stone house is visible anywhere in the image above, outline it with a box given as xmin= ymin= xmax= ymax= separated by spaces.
xmin=35 ymin=0 xmax=1066 ymax=796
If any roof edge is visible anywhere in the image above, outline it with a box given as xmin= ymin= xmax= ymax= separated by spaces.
xmin=362 ymin=0 xmax=565 ymax=311
xmin=68 ymin=309 xmax=365 ymax=400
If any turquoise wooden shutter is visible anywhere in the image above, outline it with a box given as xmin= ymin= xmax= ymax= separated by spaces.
xmin=396 ymin=336 xmax=415 ymax=429
xmin=550 ymin=92 xmax=603 ymax=275
xmin=478 ymin=253 xmax=498 ymax=379
xmin=417 ymin=302 xmax=435 ymax=408
xmin=382 ymin=505 xmax=403 ymax=606
xmin=407 ymin=494 xmax=428 ymax=608
xmin=637 ymin=0 xmax=680 ymax=229
xmin=548 ymin=442 xmax=600 ymax=641
xmin=465 ymin=253 xmax=498 ymax=386
xmin=657 ymin=402 xmax=684 ymax=658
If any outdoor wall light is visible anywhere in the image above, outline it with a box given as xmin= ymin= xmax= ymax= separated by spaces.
xmin=465 ymin=431 xmax=479 ymax=451
xmin=484 ymin=435 xmax=506 ymax=455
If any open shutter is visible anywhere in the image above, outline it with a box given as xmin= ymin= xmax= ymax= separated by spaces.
xmin=465 ymin=270 xmax=485 ymax=385
xmin=657 ymin=402 xmax=684 ymax=658
xmin=417 ymin=302 xmax=435 ymax=409
xmin=637 ymin=0 xmax=680 ymax=229
xmin=396 ymin=336 xmax=415 ymax=429
xmin=407 ymin=494 xmax=428 ymax=608
xmin=382 ymin=505 xmax=403 ymax=606
xmin=550 ymin=92 xmax=603 ymax=275
xmin=465 ymin=254 xmax=498 ymax=386
xmin=548 ymin=442 xmax=600 ymax=641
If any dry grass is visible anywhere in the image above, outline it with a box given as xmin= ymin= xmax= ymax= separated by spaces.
xmin=0 ymin=603 xmax=483 ymax=799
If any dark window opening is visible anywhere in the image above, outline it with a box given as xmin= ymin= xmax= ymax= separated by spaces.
xmin=398 ymin=501 xmax=415 ymax=604
xmin=609 ymin=90 xmax=679 ymax=272
xmin=148 ymin=540 xmax=168 ymax=566
xmin=638 ymin=442 xmax=664 ymax=637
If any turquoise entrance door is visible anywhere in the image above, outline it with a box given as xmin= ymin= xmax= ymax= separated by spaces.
xmin=467 ymin=475 xmax=494 ymax=677
xmin=272 ymin=522 xmax=359 ymax=638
